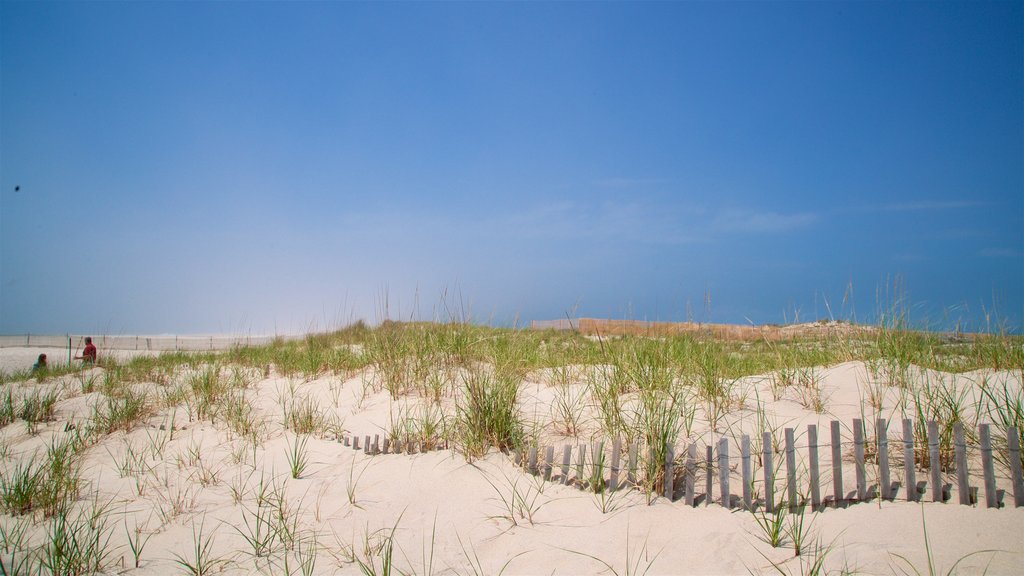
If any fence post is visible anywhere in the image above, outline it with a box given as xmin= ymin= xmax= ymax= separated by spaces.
xmin=763 ymin=432 xmax=775 ymax=513
xmin=628 ymin=443 xmax=639 ymax=487
xmin=1008 ymin=427 xmax=1023 ymax=507
xmin=704 ymin=445 xmax=713 ymax=507
xmin=741 ymin=434 xmax=752 ymax=510
xmin=903 ymin=419 xmax=917 ymax=502
xmin=528 ymin=446 xmax=538 ymax=475
xmin=785 ymin=428 xmax=798 ymax=510
xmin=685 ymin=443 xmax=697 ymax=507
xmin=719 ymin=437 xmax=730 ymax=508
xmin=593 ymin=441 xmax=605 ymax=491
xmin=808 ymin=424 xmax=820 ymax=509
xmin=854 ymin=419 xmax=867 ymax=501
xmin=831 ymin=420 xmax=843 ymax=507
xmin=954 ymin=423 xmax=970 ymax=505
xmin=878 ymin=419 xmax=891 ymax=500
xmin=561 ymin=445 xmax=572 ymax=485
xmin=928 ymin=421 xmax=942 ymax=502
xmin=979 ymin=424 xmax=997 ymax=508
xmin=664 ymin=443 xmax=675 ymax=501
xmin=609 ymin=439 xmax=621 ymax=491
xmin=576 ymin=444 xmax=586 ymax=488
xmin=544 ymin=446 xmax=555 ymax=482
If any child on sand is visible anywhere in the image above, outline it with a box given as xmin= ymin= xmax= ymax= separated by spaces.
xmin=32 ymin=353 xmax=47 ymax=372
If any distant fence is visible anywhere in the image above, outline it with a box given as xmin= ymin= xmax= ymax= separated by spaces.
xmin=530 ymin=319 xmax=578 ymax=331
xmin=0 ymin=334 xmax=302 ymax=351
xmin=347 ymin=419 xmax=1024 ymax=511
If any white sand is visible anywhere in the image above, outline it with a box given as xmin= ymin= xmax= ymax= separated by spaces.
xmin=0 ymin=346 xmax=1021 ymax=574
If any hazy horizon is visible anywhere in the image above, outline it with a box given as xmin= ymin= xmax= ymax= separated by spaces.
xmin=2 ymin=2 xmax=1021 ymax=335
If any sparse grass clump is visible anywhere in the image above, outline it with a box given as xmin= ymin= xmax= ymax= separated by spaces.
xmin=19 ymin=388 xmax=59 ymax=434
xmin=186 ymin=364 xmax=228 ymax=422
xmin=0 ymin=436 xmax=83 ymax=518
xmin=0 ymin=387 xmax=16 ymax=427
xmin=39 ymin=496 xmax=115 ymax=576
xmin=222 ymin=390 xmax=266 ymax=442
xmin=92 ymin=385 xmax=151 ymax=434
xmin=283 ymin=394 xmax=327 ymax=436
xmin=455 ymin=366 xmax=524 ymax=459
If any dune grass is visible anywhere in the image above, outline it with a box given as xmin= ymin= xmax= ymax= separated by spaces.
xmin=0 ymin=317 xmax=1020 ymax=574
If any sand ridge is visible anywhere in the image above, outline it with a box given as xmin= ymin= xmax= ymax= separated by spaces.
xmin=0 ymin=342 xmax=1022 ymax=575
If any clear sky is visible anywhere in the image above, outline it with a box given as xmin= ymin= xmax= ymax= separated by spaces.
xmin=1 ymin=1 xmax=1021 ymax=335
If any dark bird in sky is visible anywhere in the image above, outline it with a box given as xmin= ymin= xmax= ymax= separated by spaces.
xmin=14 ymin=186 xmax=19 ymax=192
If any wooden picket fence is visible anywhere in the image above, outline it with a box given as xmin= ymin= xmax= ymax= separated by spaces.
xmin=342 ymin=420 xmax=1024 ymax=511
xmin=339 ymin=432 xmax=447 ymax=456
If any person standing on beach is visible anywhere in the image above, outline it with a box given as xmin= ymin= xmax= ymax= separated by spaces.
xmin=32 ymin=353 xmax=47 ymax=372
xmin=76 ymin=337 xmax=97 ymax=364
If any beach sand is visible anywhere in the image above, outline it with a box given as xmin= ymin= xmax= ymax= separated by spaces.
xmin=0 ymin=344 xmax=1021 ymax=575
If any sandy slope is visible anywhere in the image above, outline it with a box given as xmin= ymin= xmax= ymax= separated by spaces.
xmin=0 ymin=346 xmax=1021 ymax=575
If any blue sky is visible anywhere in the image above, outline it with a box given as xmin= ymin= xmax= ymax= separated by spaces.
xmin=1 ymin=1 xmax=1021 ymax=335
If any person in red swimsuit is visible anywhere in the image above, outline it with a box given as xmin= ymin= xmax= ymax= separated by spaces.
xmin=76 ymin=336 xmax=97 ymax=364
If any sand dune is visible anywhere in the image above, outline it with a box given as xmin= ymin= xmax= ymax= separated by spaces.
xmin=0 ymin=332 xmax=1022 ymax=575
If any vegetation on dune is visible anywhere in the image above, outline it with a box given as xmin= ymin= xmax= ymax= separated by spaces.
xmin=0 ymin=317 xmax=1020 ymax=574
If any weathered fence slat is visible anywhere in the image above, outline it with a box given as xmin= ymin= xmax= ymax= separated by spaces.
xmin=593 ymin=441 xmax=605 ymax=491
xmin=705 ymin=445 xmax=713 ymax=507
xmin=878 ymin=419 xmax=891 ymax=500
xmin=955 ymin=423 xmax=970 ymax=505
xmin=785 ymin=428 xmax=798 ymax=510
xmin=576 ymin=444 xmax=586 ymax=487
xmin=1008 ymin=427 xmax=1024 ymax=507
xmin=719 ymin=437 xmax=730 ymax=508
xmin=528 ymin=446 xmax=539 ymax=476
xmin=373 ymin=434 xmax=380 ymax=455
xmin=928 ymin=420 xmax=942 ymax=502
xmin=831 ymin=420 xmax=843 ymax=507
xmin=808 ymin=424 xmax=820 ymax=509
xmin=979 ymin=424 xmax=997 ymax=508
xmin=763 ymin=432 xmax=775 ymax=513
xmin=344 ymin=436 xmax=351 ymax=447
xmin=364 ymin=435 xmax=371 ymax=455
xmin=544 ymin=446 xmax=555 ymax=482
xmin=854 ymin=419 xmax=867 ymax=501
xmin=382 ymin=437 xmax=390 ymax=455
xmin=353 ymin=436 xmax=360 ymax=451
xmin=685 ymin=443 xmax=697 ymax=507
xmin=609 ymin=439 xmax=621 ymax=491
xmin=741 ymin=434 xmax=752 ymax=510
xmin=561 ymin=445 xmax=572 ymax=485
xmin=628 ymin=443 xmax=639 ymax=487
xmin=903 ymin=419 xmax=916 ymax=502
xmin=664 ymin=443 xmax=675 ymax=500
